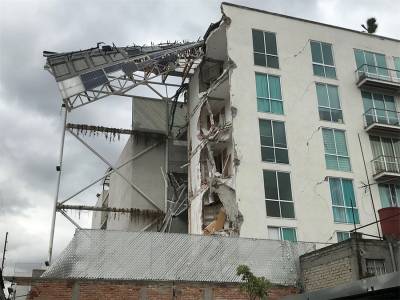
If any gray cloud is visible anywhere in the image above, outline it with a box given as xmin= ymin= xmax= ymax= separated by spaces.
xmin=0 ymin=0 xmax=399 ymax=274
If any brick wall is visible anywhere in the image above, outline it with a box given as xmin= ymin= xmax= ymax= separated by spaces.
xmin=302 ymin=257 xmax=353 ymax=291
xmin=27 ymin=279 xmax=299 ymax=300
xmin=300 ymin=237 xmax=399 ymax=292
xmin=300 ymin=240 xmax=356 ymax=292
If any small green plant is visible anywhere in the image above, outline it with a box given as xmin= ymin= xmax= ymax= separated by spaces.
xmin=236 ymin=265 xmax=271 ymax=300
xmin=361 ymin=18 xmax=378 ymax=34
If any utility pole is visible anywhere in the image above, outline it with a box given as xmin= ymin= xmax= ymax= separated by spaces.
xmin=1 ymin=232 xmax=8 ymax=270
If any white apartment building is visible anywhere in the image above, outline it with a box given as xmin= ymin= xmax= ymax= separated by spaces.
xmin=187 ymin=3 xmax=400 ymax=244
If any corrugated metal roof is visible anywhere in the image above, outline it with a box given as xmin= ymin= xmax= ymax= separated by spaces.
xmin=42 ymin=230 xmax=317 ymax=285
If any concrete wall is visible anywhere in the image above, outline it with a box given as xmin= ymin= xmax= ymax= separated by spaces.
xmin=221 ymin=3 xmax=400 ymax=242
xmin=300 ymin=237 xmax=400 ymax=291
xmin=91 ymin=97 xmax=188 ymax=232
xmin=105 ymin=134 xmax=166 ymax=231
xmin=28 ymin=280 xmax=299 ymax=300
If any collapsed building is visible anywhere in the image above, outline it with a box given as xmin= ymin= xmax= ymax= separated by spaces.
xmin=3 ymin=2 xmax=397 ymax=300
xmin=43 ymin=2 xmax=400 ymax=251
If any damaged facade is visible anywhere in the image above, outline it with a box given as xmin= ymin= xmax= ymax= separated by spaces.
xmin=43 ymin=2 xmax=400 ymax=246
xmin=187 ymin=2 xmax=400 ymax=241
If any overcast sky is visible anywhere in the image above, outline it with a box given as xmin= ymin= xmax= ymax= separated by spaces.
xmin=0 ymin=0 xmax=399 ymax=275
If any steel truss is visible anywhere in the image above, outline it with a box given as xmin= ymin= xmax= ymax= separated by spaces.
xmin=44 ymin=41 xmax=203 ymax=264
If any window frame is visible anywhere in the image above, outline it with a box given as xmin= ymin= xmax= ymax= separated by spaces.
xmin=322 ymin=128 xmax=352 ymax=172
xmin=362 ymin=91 xmax=398 ymax=126
xmin=268 ymin=226 xmax=297 ymax=241
xmin=354 ymin=49 xmax=388 ymax=79
xmin=259 ymin=119 xmax=289 ymax=164
xmin=394 ymin=56 xmax=400 ymax=78
xmin=255 ymin=72 xmax=284 ymax=115
xmin=336 ymin=231 xmax=350 ymax=242
xmin=315 ymin=82 xmax=344 ymax=123
xmin=328 ymin=177 xmax=360 ymax=224
xmin=366 ymin=259 xmax=386 ymax=276
xmin=378 ymin=183 xmax=400 ymax=208
xmin=252 ymin=28 xmax=280 ymax=69
xmin=310 ymin=40 xmax=337 ymax=79
xmin=263 ymin=170 xmax=295 ymax=219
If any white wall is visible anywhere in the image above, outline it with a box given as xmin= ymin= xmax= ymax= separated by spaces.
xmin=222 ymin=3 xmax=400 ymax=243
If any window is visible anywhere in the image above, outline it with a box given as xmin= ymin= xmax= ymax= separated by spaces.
xmin=263 ymin=170 xmax=295 ymax=218
xmin=395 ymin=57 xmax=400 ymax=78
xmin=252 ymin=29 xmax=279 ymax=68
xmin=268 ymin=226 xmax=297 ymax=241
xmin=337 ymin=231 xmax=350 ymax=242
xmin=366 ymin=259 xmax=386 ymax=276
xmin=72 ymin=58 xmax=89 ymax=72
xmin=310 ymin=41 xmax=336 ymax=78
xmin=53 ymin=62 xmax=69 ymax=77
xmin=329 ymin=177 xmax=360 ymax=224
xmin=322 ymin=128 xmax=351 ymax=171
xmin=91 ymin=55 xmax=107 ymax=66
xmin=259 ymin=119 xmax=288 ymax=164
xmin=354 ymin=49 xmax=388 ymax=78
xmin=316 ymin=83 xmax=343 ymax=123
xmin=378 ymin=184 xmax=400 ymax=208
xmin=370 ymin=136 xmax=400 ymax=174
xmin=255 ymin=73 xmax=283 ymax=114
xmin=362 ymin=91 xmax=398 ymax=126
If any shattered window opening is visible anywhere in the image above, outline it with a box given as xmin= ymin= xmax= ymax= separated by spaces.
xmin=259 ymin=119 xmax=289 ymax=164
xmin=263 ymin=170 xmax=295 ymax=219
xmin=255 ymin=73 xmax=283 ymax=114
xmin=252 ymin=29 xmax=279 ymax=69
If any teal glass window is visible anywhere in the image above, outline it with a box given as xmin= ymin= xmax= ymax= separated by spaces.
xmin=354 ymin=49 xmax=388 ymax=78
xmin=263 ymin=170 xmax=295 ymax=219
xmin=310 ymin=41 xmax=336 ymax=78
xmin=252 ymin=29 xmax=279 ymax=68
xmin=322 ymin=128 xmax=351 ymax=172
xmin=369 ymin=136 xmax=400 ymax=174
xmin=394 ymin=57 xmax=400 ymax=78
xmin=255 ymin=73 xmax=283 ymax=114
xmin=337 ymin=231 xmax=350 ymax=242
xmin=268 ymin=226 xmax=297 ymax=241
xmin=329 ymin=178 xmax=359 ymax=224
xmin=362 ymin=91 xmax=398 ymax=126
xmin=316 ymin=83 xmax=343 ymax=123
xmin=378 ymin=184 xmax=400 ymax=208
xmin=259 ymin=119 xmax=288 ymax=164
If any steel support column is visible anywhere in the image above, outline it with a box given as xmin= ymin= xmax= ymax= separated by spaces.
xmin=48 ymin=105 xmax=67 ymax=265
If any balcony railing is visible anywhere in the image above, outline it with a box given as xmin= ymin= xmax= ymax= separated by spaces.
xmin=356 ymin=64 xmax=400 ymax=85
xmin=371 ymin=155 xmax=400 ymax=176
xmin=363 ymin=107 xmax=400 ymax=127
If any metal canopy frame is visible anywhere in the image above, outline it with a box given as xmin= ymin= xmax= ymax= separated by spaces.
xmin=44 ymin=41 xmax=203 ymax=265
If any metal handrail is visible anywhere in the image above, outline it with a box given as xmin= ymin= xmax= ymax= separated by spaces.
xmin=355 ymin=63 xmax=400 ymax=83
xmin=363 ymin=107 xmax=400 ymax=127
xmin=371 ymin=155 xmax=400 ymax=175
xmin=356 ymin=63 xmax=399 ymax=73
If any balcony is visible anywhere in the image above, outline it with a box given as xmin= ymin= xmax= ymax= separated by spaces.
xmin=363 ymin=108 xmax=400 ymax=135
xmin=355 ymin=64 xmax=400 ymax=94
xmin=371 ymin=155 xmax=400 ymax=183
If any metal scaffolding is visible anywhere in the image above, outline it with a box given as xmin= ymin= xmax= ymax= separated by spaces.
xmin=43 ymin=41 xmax=203 ymax=264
